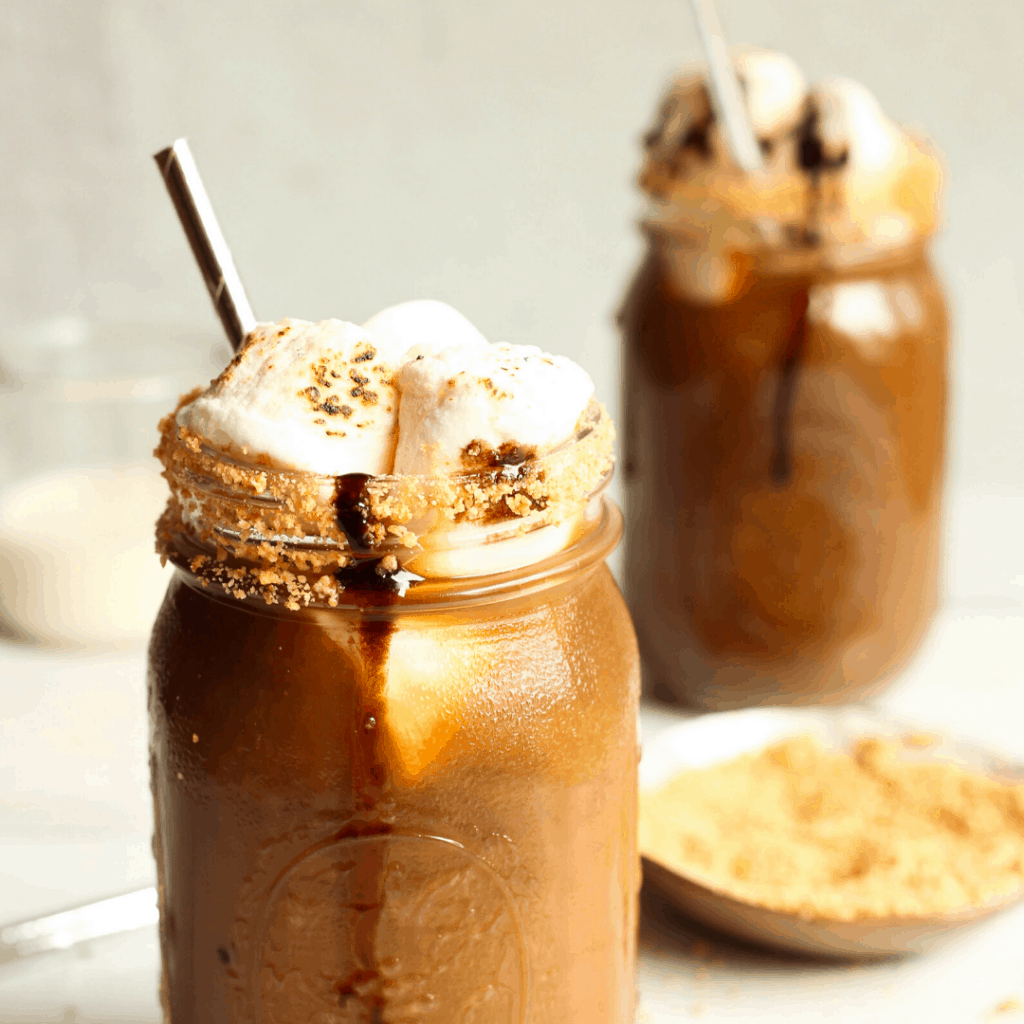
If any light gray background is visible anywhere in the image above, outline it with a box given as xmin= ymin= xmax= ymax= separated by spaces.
xmin=1 ymin=5 xmax=1023 ymax=1019
xmin=1 ymin=0 xmax=1021 ymax=500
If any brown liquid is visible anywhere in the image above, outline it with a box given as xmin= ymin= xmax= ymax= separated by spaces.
xmin=770 ymin=289 xmax=810 ymax=484
xmin=620 ymin=246 xmax=948 ymax=708
xmin=149 ymin=507 xmax=639 ymax=1022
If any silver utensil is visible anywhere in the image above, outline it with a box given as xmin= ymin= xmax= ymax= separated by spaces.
xmin=0 ymin=887 xmax=158 ymax=965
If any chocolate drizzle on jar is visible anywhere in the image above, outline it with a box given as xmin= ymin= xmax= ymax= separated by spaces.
xmin=330 ymin=472 xmax=404 ymax=1017
xmin=461 ymin=439 xmax=538 ymax=470
xmin=792 ymin=101 xmax=851 ymax=249
xmin=334 ymin=473 xmax=376 ymax=557
xmin=796 ymin=103 xmax=850 ymax=175
xmin=332 ymin=473 xmax=421 ymax=598
xmin=770 ymin=289 xmax=810 ymax=485
xmin=332 ymin=469 xmax=412 ymax=848
xmin=330 ymin=824 xmax=394 ymax=1017
xmin=682 ymin=114 xmax=713 ymax=161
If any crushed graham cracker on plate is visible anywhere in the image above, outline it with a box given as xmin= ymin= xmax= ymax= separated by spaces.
xmin=640 ymin=733 xmax=1024 ymax=922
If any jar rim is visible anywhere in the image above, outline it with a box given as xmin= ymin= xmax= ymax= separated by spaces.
xmin=638 ymin=127 xmax=943 ymax=271
xmin=156 ymin=398 xmax=617 ymax=610
xmin=172 ymin=396 xmax=608 ymax=496
xmin=167 ymin=496 xmax=622 ymax=615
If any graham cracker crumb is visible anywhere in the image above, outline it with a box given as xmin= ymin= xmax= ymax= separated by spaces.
xmin=154 ymin=393 xmax=613 ymax=608
xmin=992 ymin=997 xmax=1023 ymax=1017
xmin=641 ymin=734 xmax=1024 ymax=921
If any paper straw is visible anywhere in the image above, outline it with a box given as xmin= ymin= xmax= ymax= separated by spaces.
xmin=153 ymin=139 xmax=257 ymax=351
xmin=686 ymin=0 xmax=763 ymax=173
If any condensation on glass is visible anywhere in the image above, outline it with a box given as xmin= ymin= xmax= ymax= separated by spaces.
xmin=148 ymin=429 xmax=640 ymax=1023
xmin=620 ymin=78 xmax=949 ymax=709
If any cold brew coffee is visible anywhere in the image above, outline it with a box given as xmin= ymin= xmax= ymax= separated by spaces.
xmin=621 ymin=52 xmax=948 ymax=709
xmin=150 ymin=304 xmax=640 ymax=1022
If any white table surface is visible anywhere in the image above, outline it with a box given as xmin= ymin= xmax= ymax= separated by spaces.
xmin=1 ymin=491 xmax=1022 ymax=1022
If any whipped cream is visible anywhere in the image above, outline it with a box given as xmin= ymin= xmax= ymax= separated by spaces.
xmin=177 ymin=305 xmax=594 ymax=480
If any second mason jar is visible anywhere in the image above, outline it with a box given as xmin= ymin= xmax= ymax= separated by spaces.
xmin=149 ymin=406 xmax=640 ymax=1023
xmin=620 ymin=57 xmax=949 ymax=709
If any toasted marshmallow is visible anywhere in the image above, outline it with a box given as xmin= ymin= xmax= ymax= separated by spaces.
xmin=363 ymin=300 xmax=489 ymax=363
xmin=812 ymin=78 xmax=903 ymax=176
xmin=394 ymin=343 xmax=594 ymax=475
xmin=178 ymin=319 xmax=399 ymax=475
xmin=736 ymin=50 xmax=806 ymax=137
xmin=180 ymin=308 xmax=596 ymax=488
xmin=640 ymin=50 xmax=942 ymax=305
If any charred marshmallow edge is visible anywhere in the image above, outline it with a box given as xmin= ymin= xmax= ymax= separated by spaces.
xmin=176 ymin=304 xmax=599 ymax=579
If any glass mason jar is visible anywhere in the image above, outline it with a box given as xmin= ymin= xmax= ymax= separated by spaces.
xmin=149 ymin=405 xmax=639 ymax=1022
xmin=621 ymin=237 xmax=949 ymax=709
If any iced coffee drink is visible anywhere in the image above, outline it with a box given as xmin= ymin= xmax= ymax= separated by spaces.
xmin=620 ymin=51 xmax=948 ymax=709
xmin=149 ymin=302 xmax=639 ymax=1022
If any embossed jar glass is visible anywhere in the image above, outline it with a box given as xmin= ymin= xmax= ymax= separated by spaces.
xmin=148 ymin=413 xmax=639 ymax=1023
xmin=620 ymin=240 xmax=949 ymax=710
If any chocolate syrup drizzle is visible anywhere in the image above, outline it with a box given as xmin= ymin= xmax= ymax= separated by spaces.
xmin=654 ymin=93 xmax=852 ymax=253
xmin=790 ymin=102 xmax=850 ymax=250
xmin=329 ymin=472 xmax=405 ymax=1017
xmin=333 ymin=473 xmax=421 ymax=597
xmin=766 ymin=102 xmax=846 ymax=484
xmin=770 ymin=290 xmax=810 ymax=485
xmin=796 ymin=104 xmax=850 ymax=175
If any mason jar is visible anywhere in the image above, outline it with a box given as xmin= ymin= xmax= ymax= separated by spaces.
xmin=148 ymin=403 xmax=639 ymax=1023
xmin=621 ymin=237 xmax=949 ymax=709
